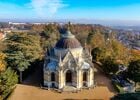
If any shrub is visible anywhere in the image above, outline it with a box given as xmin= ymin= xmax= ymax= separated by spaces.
xmin=111 ymin=92 xmax=140 ymax=100
xmin=112 ymin=82 xmax=124 ymax=93
xmin=101 ymin=57 xmax=119 ymax=75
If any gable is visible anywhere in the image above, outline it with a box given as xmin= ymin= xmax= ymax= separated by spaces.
xmin=62 ymin=51 xmax=77 ymax=69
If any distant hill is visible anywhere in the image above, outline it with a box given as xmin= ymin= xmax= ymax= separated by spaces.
xmin=111 ymin=26 xmax=140 ymax=31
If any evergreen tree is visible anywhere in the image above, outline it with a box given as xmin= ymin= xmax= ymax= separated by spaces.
xmin=101 ymin=57 xmax=119 ymax=75
xmin=128 ymin=60 xmax=140 ymax=86
xmin=5 ymin=32 xmax=42 ymax=82
xmin=0 ymin=68 xmax=18 ymax=99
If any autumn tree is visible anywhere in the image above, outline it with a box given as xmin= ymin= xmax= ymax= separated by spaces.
xmin=34 ymin=23 xmax=60 ymax=54
xmin=0 ymin=41 xmax=6 ymax=51
xmin=31 ymin=24 xmax=45 ymax=34
xmin=0 ymin=52 xmax=6 ymax=72
xmin=105 ymin=39 xmax=130 ymax=65
xmin=43 ymin=24 xmax=60 ymax=47
xmin=0 ymin=40 xmax=6 ymax=72
xmin=87 ymin=29 xmax=107 ymax=61
xmin=87 ymin=29 xmax=106 ymax=48
xmin=130 ymin=49 xmax=140 ymax=61
xmin=88 ymin=29 xmax=130 ymax=65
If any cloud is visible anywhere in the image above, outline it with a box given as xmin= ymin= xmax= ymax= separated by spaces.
xmin=30 ymin=0 xmax=68 ymax=18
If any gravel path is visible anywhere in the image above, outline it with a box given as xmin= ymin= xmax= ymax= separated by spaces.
xmin=8 ymin=64 xmax=116 ymax=100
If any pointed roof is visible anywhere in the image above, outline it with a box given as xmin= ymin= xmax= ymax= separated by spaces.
xmin=61 ymin=49 xmax=77 ymax=65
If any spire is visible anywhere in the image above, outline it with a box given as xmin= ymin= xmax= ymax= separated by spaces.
xmin=58 ymin=53 xmax=62 ymax=66
xmin=62 ymin=24 xmax=75 ymax=38
xmin=89 ymin=47 xmax=92 ymax=56
xmin=89 ymin=47 xmax=92 ymax=60
xmin=67 ymin=21 xmax=71 ymax=31
xmin=84 ymin=40 xmax=87 ymax=49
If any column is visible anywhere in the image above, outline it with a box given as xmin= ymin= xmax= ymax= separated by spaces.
xmin=89 ymin=68 xmax=93 ymax=86
xmin=58 ymin=70 xmax=63 ymax=89
xmin=87 ymin=70 xmax=90 ymax=87
xmin=88 ymin=68 xmax=93 ymax=87
xmin=47 ymin=72 xmax=51 ymax=89
xmin=77 ymin=70 xmax=82 ymax=89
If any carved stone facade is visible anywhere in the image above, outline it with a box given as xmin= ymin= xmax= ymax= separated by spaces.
xmin=44 ymin=30 xmax=94 ymax=91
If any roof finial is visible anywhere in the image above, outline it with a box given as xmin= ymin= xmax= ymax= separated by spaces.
xmin=84 ymin=40 xmax=87 ymax=49
xmin=67 ymin=21 xmax=71 ymax=31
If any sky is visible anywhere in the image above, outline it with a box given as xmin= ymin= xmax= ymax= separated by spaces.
xmin=0 ymin=0 xmax=140 ymax=24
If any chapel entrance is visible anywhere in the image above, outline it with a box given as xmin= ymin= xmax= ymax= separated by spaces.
xmin=83 ymin=71 xmax=88 ymax=86
xmin=66 ymin=70 xmax=72 ymax=84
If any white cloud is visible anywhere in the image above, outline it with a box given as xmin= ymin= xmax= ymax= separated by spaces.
xmin=30 ymin=0 xmax=68 ymax=18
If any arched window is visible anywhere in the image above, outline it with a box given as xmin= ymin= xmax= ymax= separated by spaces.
xmin=51 ymin=72 xmax=55 ymax=81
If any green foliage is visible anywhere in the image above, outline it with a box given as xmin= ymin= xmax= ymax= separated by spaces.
xmin=109 ymin=39 xmax=130 ymax=65
xmin=88 ymin=29 xmax=130 ymax=65
xmin=87 ymin=29 xmax=99 ymax=44
xmin=41 ymin=24 xmax=60 ymax=51
xmin=42 ymin=24 xmax=60 ymax=47
xmin=128 ymin=60 xmax=140 ymax=83
xmin=87 ymin=29 xmax=106 ymax=48
xmin=6 ymin=51 xmax=30 ymax=71
xmin=0 ymin=68 xmax=18 ymax=99
xmin=5 ymin=32 xmax=43 ymax=71
xmin=91 ymin=47 xmax=105 ymax=61
xmin=112 ymin=82 xmax=124 ymax=93
xmin=101 ymin=57 xmax=119 ymax=74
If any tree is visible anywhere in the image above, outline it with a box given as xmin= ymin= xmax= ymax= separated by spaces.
xmin=101 ymin=57 xmax=119 ymax=75
xmin=105 ymin=39 xmax=130 ymax=65
xmin=0 ymin=68 xmax=18 ymax=99
xmin=127 ymin=60 xmax=140 ymax=86
xmin=111 ymin=92 xmax=140 ymax=100
xmin=37 ymin=24 xmax=60 ymax=52
xmin=5 ymin=32 xmax=42 ymax=82
xmin=87 ymin=29 xmax=105 ymax=48
xmin=6 ymin=51 xmax=30 ymax=82
xmin=131 ymin=49 xmax=140 ymax=61
xmin=43 ymin=24 xmax=60 ymax=47
xmin=0 ymin=41 xmax=6 ymax=52
xmin=91 ymin=47 xmax=105 ymax=61
xmin=0 ymin=52 xmax=6 ymax=72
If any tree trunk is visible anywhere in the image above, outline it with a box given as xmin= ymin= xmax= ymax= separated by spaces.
xmin=19 ymin=71 xmax=22 ymax=83
xmin=134 ymin=82 xmax=137 ymax=92
xmin=135 ymin=82 xmax=137 ymax=87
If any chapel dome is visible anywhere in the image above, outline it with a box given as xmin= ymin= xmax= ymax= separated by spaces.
xmin=55 ymin=30 xmax=81 ymax=49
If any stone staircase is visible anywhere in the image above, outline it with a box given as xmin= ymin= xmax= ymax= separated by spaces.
xmin=62 ymin=86 xmax=78 ymax=92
